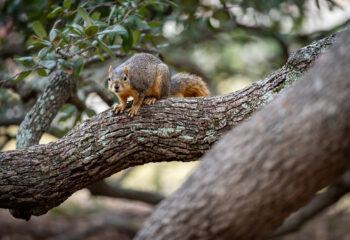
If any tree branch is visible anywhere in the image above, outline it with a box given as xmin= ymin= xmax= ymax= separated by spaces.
xmin=88 ymin=181 xmax=164 ymax=205
xmin=0 ymin=34 xmax=336 ymax=220
xmin=135 ymin=29 xmax=350 ymax=240
xmin=271 ymin=172 xmax=350 ymax=238
xmin=16 ymin=71 xmax=75 ymax=149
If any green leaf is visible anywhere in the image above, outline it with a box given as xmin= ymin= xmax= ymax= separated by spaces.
xmin=98 ymin=25 xmax=128 ymax=37
xmin=127 ymin=16 xmax=150 ymax=30
xmin=84 ymin=25 xmax=99 ymax=37
xmin=85 ymin=108 xmax=96 ymax=117
xmin=212 ymin=10 xmax=230 ymax=22
xmin=68 ymin=24 xmax=84 ymax=35
xmin=15 ymin=57 xmax=34 ymax=68
xmin=72 ymin=58 xmax=84 ymax=78
xmin=135 ymin=18 xmax=150 ymax=30
xmin=40 ymin=60 xmax=57 ymax=69
xmin=39 ymin=40 xmax=52 ymax=47
xmin=48 ymin=6 xmax=63 ymax=18
xmin=97 ymin=39 xmax=115 ymax=60
xmin=148 ymin=21 xmax=161 ymax=28
xmin=49 ymin=29 xmax=59 ymax=42
xmin=32 ymin=21 xmax=48 ymax=39
xmin=63 ymin=0 xmax=72 ymax=9
xmin=132 ymin=30 xmax=141 ymax=45
xmin=121 ymin=28 xmax=133 ymax=52
xmin=95 ymin=47 xmax=105 ymax=61
xmin=92 ymin=40 xmax=98 ymax=47
xmin=107 ymin=5 xmax=116 ymax=23
xmin=91 ymin=11 xmax=101 ymax=20
xmin=37 ymin=68 xmax=48 ymax=76
xmin=38 ymin=47 xmax=49 ymax=58
xmin=78 ymin=7 xmax=93 ymax=26
xmin=16 ymin=70 xmax=32 ymax=81
xmin=58 ymin=104 xmax=76 ymax=123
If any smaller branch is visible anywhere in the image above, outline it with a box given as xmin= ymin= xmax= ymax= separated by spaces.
xmin=84 ymin=52 xmax=126 ymax=66
xmin=1 ymin=81 xmax=39 ymax=102
xmin=88 ymin=181 xmax=164 ymax=205
xmin=0 ymin=114 xmax=25 ymax=127
xmin=55 ymin=214 xmax=146 ymax=240
xmin=68 ymin=94 xmax=86 ymax=112
xmin=271 ymin=173 xmax=350 ymax=238
xmin=83 ymin=83 xmax=115 ymax=107
xmin=16 ymin=71 xmax=75 ymax=149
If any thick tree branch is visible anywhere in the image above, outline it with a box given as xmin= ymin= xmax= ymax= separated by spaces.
xmin=135 ymin=30 xmax=350 ymax=240
xmin=0 ymin=34 xmax=335 ymax=220
xmin=12 ymin=71 xmax=75 ymax=220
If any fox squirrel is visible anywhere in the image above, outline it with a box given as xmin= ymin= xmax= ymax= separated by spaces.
xmin=108 ymin=53 xmax=210 ymax=117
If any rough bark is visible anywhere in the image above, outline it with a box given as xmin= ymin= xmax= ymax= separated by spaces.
xmin=10 ymin=71 xmax=75 ymax=220
xmin=16 ymin=71 xmax=75 ymax=148
xmin=0 ymin=34 xmax=335 ymax=220
xmin=135 ymin=30 xmax=350 ymax=240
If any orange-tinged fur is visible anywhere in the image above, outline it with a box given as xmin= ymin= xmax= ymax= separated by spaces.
xmin=146 ymin=71 xmax=162 ymax=98
xmin=170 ymin=73 xmax=210 ymax=97
xmin=118 ymin=85 xmax=139 ymax=100
xmin=179 ymin=82 xmax=209 ymax=97
xmin=108 ymin=53 xmax=210 ymax=117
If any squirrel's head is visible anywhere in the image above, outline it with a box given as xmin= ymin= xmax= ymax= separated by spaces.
xmin=108 ymin=65 xmax=131 ymax=93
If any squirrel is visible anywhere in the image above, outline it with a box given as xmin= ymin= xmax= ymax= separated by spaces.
xmin=108 ymin=53 xmax=210 ymax=117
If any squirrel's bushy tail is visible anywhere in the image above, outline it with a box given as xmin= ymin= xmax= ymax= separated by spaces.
xmin=170 ymin=73 xmax=210 ymax=97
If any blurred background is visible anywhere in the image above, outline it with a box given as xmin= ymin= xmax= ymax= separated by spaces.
xmin=0 ymin=0 xmax=350 ymax=239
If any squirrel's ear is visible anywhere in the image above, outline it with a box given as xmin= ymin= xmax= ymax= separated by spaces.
xmin=123 ymin=66 xmax=129 ymax=76
xmin=108 ymin=65 xmax=113 ymax=76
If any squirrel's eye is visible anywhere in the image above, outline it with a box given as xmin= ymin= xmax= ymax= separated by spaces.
xmin=123 ymin=76 xmax=127 ymax=81
xmin=108 ymin=77 xmax=111 ymax=82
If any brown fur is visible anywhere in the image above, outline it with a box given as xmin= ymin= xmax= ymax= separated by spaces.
xmin=146 ymin=70 xmax=162 ymax=98
xmin=108 ymin=54 xmax=209 ymax=116
xmin=170 ymin=73 xmax=210 ymax=97
xmin=118 ymin=85 xmax=139 ymax=100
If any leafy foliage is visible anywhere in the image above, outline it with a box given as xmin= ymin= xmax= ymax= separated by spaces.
xmin=2 ymin=0 xmax=170 ymax=80
xmin=0 ymin=0 xmax=341 ymax=82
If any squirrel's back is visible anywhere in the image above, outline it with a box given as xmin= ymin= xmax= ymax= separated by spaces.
xmin=118 ymin=53 xmax=163 ymax=82
xmin=171 ymin=73 xmax=210 ymax=97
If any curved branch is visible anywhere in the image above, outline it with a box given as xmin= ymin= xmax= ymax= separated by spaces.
xmin=271 ymin=179 xmax=350 ymax=238
xmin=0 ymin=34 xmax=335 ymax=220
xmin=135 ymin=29 xmax=350 ymax=240
xmin=16 ymin=71 xmax=75 ymax=149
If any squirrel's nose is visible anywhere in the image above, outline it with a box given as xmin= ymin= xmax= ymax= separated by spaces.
xmin=114 ymin=85 xmax=120 ymax=91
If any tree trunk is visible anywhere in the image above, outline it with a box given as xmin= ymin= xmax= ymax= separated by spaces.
xmin=0 ymin=34 xmax=336 ymax=219
xmin=135 ymin=30 xmax=350 ymax=240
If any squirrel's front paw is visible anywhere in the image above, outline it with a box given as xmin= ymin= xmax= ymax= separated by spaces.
xmin=113 ymin=104 xmax=126 ymax=114
xmin=144 ymin=97 xmax=157 ymax=105
xmin=127 ymin=105 xmax=140 ymax=117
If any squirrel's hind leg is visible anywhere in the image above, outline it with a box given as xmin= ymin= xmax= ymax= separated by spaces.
xmin=144 ymin=64 xmax=170 ymax=106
